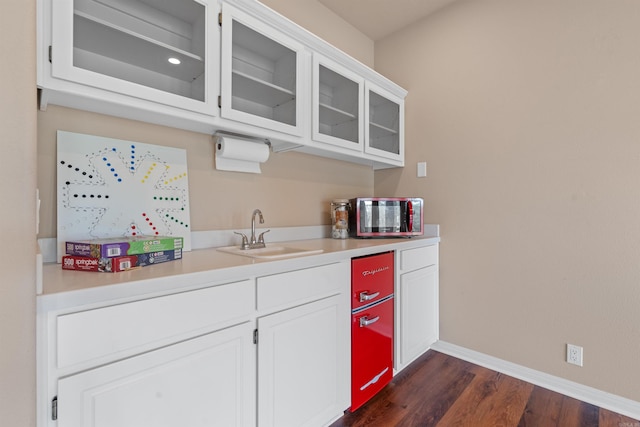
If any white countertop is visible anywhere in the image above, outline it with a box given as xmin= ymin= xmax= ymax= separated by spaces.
xmin=39 ymin=234 xmax=440 ymax=311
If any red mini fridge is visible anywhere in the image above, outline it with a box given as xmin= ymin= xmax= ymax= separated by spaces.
xmin=350 ymin=251 xmax=394 ymax=412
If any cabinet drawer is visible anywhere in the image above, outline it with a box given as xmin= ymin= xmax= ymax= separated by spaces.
xmin=400 ymin=245 xmax=438 ymax=272
xmin=257 ymin=262 xmax=349 ymax=312
xmin=57 ymin=280 xmax=254 ymax=369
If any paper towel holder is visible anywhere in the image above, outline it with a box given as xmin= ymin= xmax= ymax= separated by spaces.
xmin=214 ymin=131 xmax=272 ymax=150
xmin=214 ymin=131 xmax=272 ymax=174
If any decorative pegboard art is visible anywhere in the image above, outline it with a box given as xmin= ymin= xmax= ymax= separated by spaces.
xmin=57 ymin=131 xmax=191 ymax=262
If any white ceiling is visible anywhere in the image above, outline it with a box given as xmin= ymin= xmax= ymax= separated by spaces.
xmin=318 ymin=0 xmax=460 ymax=41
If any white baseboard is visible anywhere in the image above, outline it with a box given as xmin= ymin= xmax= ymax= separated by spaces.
xmin=431 ymin=341 xmax=640 ymax=421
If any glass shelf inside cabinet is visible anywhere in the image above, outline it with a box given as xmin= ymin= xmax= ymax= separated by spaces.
xmin=369 ymin=90 xmax=400 ymax=155
xmin=231 ymin=20 xmax=297 ymax=126
xmin=318 ymin=65 xmax=359 ymax=144
xmin=72 ymin=0 xmax=206 ymax=101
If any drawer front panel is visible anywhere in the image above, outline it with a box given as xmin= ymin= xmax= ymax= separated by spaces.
xmin=57 ymin=280 xmax=254 ymax=369
xmin=400 ymin=244 xmax=438 ymax=272
xmin=257 ymin=262 xmax=348 ymax=311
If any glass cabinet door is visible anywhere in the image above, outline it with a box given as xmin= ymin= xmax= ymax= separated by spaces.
xmin=51 ymin=0 xmax=214 ymax=113
xmin=365 ymin=82 xmax=404 ymax=162
xmin=220 ymin=3 xmax=305 ymax=136
xmin=312 ymin=54 xmax=364 ymax=150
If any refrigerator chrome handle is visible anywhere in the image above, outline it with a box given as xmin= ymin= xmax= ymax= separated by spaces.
xmin=359 ymin=291 xmax=380 ymax=302
xmin=359 ymin=315 xmax=380 ymax=327
xmin=359 ymin=367 xmax=389 ymax=391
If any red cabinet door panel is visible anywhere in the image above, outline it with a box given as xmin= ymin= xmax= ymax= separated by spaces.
xmin=351 ymin=251 xmax=394 ymax=310
xmin=351 ymin=298 xmax=393 ymax=411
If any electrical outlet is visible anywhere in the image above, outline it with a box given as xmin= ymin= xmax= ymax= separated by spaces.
xmin=567 ymin=344 xmax=583 ymax=366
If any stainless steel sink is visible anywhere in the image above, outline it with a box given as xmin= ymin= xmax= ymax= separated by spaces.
xmin=217 ymin=245 xmax=324 ymax=260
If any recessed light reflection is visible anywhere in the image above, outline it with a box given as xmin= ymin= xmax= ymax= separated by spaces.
xmin=168 ymin=57 xmax=181 ymax=65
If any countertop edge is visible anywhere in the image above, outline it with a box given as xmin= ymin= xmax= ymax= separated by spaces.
xmin=38 ymin=234 xmax=440 ymax=312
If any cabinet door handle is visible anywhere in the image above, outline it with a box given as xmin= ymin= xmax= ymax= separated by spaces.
xmin=359 ymin=315 xmax=380 ymax=327
xmin=359 ymin=291 xmax=380 ymax=302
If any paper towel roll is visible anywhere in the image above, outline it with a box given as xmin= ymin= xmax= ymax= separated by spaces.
xmin=215 ymin=136 xmax=270 ymax=173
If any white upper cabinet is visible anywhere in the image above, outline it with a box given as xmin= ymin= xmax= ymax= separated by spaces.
xmin=220 ymin=3 xmax=306 ymax=137
xmin=312 ymin=54 xmax=364 ymax=151
xmin=40 ymin=0 xmax=218 ymax=130
xmin=310 ymin=53 xmax=405 ymax=167
xmin=38 ymin=0 xmax=406 ymax=167
xmin=365 ymin=82 xmax=405 ymax=163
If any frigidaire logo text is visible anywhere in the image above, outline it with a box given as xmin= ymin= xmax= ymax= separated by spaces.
xmin=362 ymin=266 xmax=389 ymax=277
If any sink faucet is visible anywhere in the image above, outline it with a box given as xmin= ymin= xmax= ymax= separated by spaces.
xmin=251 ymin=209 xmax=264 ymax=246
xmin=235 ymin=209 xmax=270 ymax=250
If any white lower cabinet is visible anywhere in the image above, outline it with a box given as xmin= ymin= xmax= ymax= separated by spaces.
xmin=398 ymin=264 xmax=439 ymax=367
xmin=57 ymin=322 xmax=256 ymax=427
xmin=395 ymin=244 xmax=439 ymax=372
xmin=42 ymin=280 xmax=257 ymax=427
xmin=256 ymin=262 xmax=350 ymax=427
xmin=40 ymin=240 xmax=441 ymax=427
xmin=41 ymin=262 xmax=351 ymax=427
xmin=258 ymin=295 xmax=348 ymax=427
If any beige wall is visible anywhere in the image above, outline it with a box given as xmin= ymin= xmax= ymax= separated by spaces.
xmin=260 ymin=0 xmax=374 ymax=67
xmin=37 ymin=107 xmax=372 ymax=236
xmin=375 ymin=0 xmax=640 ymax=401
xmin=1 ymin=0 xmax=37 ymax=426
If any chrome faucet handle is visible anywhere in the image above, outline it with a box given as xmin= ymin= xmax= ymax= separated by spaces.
xmin=258 ymin=229 xmax=271 ymax=244
xmin=234 ymin=231 xmax=249 ymax=250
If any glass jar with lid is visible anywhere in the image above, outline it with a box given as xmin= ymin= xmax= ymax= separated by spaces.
xmin=331 ymin=199 xmax=350 ymax=239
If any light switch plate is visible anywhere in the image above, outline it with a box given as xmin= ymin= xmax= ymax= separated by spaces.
xmin=417 ymin=162 xmax=427 ymax=178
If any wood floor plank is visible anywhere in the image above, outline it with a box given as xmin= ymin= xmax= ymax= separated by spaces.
xmin=435 ymin=368 xmax=534 ymax=426
xmin=331 ymin=351 xmax=476 ymax=427
xmin=393 ymin=354 xmax=476 ymax=427
xmin=330 ymin=351 xmax=640 ymax=427
xmin=557 ymin=395 xmax=599 ymax=427
xmin=599 ymin=407 xmax=640 ymax=427
xmin=517 ymin=386 xmax=564 ymax=426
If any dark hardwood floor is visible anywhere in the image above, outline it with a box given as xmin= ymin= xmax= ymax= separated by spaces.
xmin=330 ymin=350 xmax=639 ymax=427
